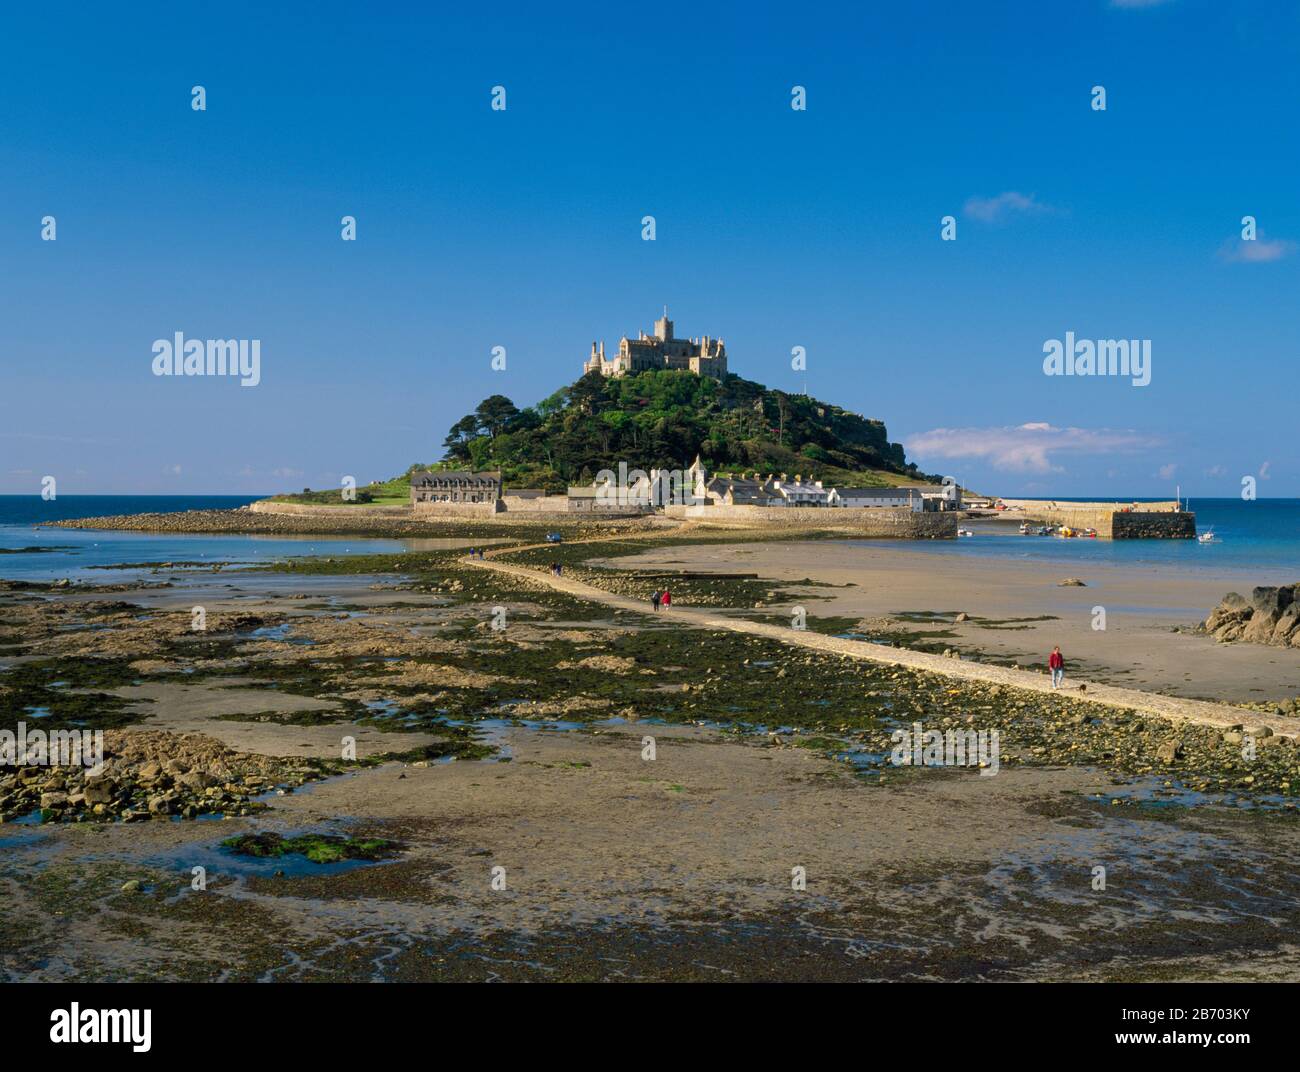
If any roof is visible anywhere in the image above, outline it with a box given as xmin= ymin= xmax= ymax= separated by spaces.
xmin=834 ymin=487 xmax=916 ymax=497
xmin=410 ymin=470 xmax=501 ymax=483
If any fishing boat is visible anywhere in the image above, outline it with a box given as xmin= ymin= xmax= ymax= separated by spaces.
xmin=1198 ymin=529 xmax=1219 ymax=544
xmin=958 ymin=528 xmax=974 ymax=537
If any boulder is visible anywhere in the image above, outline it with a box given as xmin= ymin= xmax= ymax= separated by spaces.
xmin=1156 ymin=739 xmax=1183 ymax=764
xmin=1202 ymin=583 xmax=1300 ymax=648
xmin=82 ymin=778 xmax=117 ymax=805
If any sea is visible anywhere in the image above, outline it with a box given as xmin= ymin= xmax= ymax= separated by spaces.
xmin=0 ymin=495 xmax=451 ymax=580
xmin=0 ymin=494 xmax=1297 ymax=581
xmin=870 ymin=497 xmax=1300 ymax=578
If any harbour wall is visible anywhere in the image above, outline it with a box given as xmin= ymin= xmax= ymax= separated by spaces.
xmin=999 ymin=499 xmax=1195 ymax=539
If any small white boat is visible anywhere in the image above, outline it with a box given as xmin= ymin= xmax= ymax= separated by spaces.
xmin=1198 ymin=529 xmax=1219 ymax=544
xmin=958 ymin=528 xmax=974 ymax=537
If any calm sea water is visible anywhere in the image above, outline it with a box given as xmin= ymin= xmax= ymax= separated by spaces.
xmin=0 ymin=495 xmax=439 ymax=580
xmin=1 ymin=495 xmax=1296 ymax=581
xmin=862 ymin=498 xmax=1300 ymax=578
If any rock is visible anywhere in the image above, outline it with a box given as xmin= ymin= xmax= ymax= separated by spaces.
xmin=82 ymin=778 xmax=117 ymax=805
xmin=1156 ymin=739 xmax=1183 ymax=764
xmin=1058 ymin=578 xmax=1087 ymax=587
xmin=39 ymin=791 xmax=69 ymax=809
xmin=1203 ymin=583 xmax=1300 ymax=648
xmin=120 ymin=879 xmax=143 ymax=893
xmin=147 ymin=793 xmax=179 ymax=815
xmin=954 ymin=612 xmax=969 ymax=622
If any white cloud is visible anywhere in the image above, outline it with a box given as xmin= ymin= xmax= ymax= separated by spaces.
xmin=1219 ymin=237 xmax=1295 ymax=264
xmin=963 ymin=191 xmax=1052 ymax=224
xmin=1157 ymin=463 xmax=1177 ymax=480
xmin=1204 ymin=464 xmax=1226 ymax=477
xmin=1260 ymin=460 xmax=1272 ymax=480
xmin=905 ymin=422 xmax=1161 ymax=474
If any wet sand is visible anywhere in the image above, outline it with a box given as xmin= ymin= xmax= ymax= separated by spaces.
xmin=597 ymin=540 xmax=1300 ymax=703
xmin=6 ymin=719 xmax=1300 ymax=982
xmin=5 ymin=551 xmax=1300 ymax=982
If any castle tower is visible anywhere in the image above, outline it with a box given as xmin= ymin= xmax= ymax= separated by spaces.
xmin=654 ymin=307 xmax=673 ymax=342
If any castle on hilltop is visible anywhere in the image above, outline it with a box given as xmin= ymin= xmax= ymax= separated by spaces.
xmin=583 ymin=310 xmax=728 ymax=379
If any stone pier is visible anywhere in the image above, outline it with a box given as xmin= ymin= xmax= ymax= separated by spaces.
xmin=999 ymin=499 xmax=1196 ymax=539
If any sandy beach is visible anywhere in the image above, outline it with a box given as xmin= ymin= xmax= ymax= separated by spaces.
xmin=594 ymin=538 xmax=1300 ymax=704
xmin=4 ymin=532 xmax=1300 ymax=982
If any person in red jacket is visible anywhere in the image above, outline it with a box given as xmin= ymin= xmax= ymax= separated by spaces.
xmin=661 ymin=588 xmax=671 ymax=608
xmin=1049 ymin=645 xmax=1065 ymax=689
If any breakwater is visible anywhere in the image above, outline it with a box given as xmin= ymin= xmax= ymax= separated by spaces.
xmin=1000 ymin=499 xmax=1196 ymax=539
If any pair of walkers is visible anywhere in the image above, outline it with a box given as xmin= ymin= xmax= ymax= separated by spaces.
xmin=650 ymin=589 xmax=672 ymax=611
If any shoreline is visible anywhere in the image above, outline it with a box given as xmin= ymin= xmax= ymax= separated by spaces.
xmin=5 ymin=530 xmax=1300 ymax=982
xmin=15 ymin=508 xmax=1300 ymax=704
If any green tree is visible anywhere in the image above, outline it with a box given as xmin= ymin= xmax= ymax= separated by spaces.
xmin=474 ymin=395 xmax=520 ymax=438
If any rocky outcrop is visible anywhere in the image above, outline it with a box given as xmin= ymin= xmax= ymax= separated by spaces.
xmin=0 ymin=729 xmax=321 ymax=823
xmin=1201 ymin=584 xmax=1300 ymax=648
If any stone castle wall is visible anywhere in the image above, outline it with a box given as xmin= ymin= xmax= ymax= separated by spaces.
xmin=499 ymin=494 xmax=572 ymax=513
xmin=664 ymin=503 xmax=957 ymax=537
xmin=412 ymin=500 xmax=503 ymax=519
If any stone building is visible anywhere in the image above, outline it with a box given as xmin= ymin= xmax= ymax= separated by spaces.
xmin=409 ymin=470 xmax=502 ymax=505
xmin=583 ymin=310 xmax=728 ymax=379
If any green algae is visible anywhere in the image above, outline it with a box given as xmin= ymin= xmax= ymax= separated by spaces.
xmin=220 ymin=832 xmax=402 ymax=864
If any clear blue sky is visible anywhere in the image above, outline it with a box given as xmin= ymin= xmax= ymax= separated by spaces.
xmin=2 ymin=0 xmax=1296 ymax=497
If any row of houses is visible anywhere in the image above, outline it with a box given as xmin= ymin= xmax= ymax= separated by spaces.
xmin=410 ymin=464 xmax=961 ymax=513
xmin=702 ymin=472 xmax=958 ymax=511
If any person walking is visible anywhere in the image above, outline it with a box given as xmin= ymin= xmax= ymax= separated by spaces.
xmin=1049 ymin=645 xmax=1065 ymax=689
xmin=651 ymin=590 xmax=662 ymax=612
xmin=660 ymin=588 xmax=671 ymax=609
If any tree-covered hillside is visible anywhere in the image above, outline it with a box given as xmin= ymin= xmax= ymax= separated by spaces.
xmin=432 ymin=369 xmax=932 ymax=492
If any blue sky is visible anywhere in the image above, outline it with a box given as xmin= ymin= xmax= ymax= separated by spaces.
xmin=1 ymin=0 xmax=1297 ymax=497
